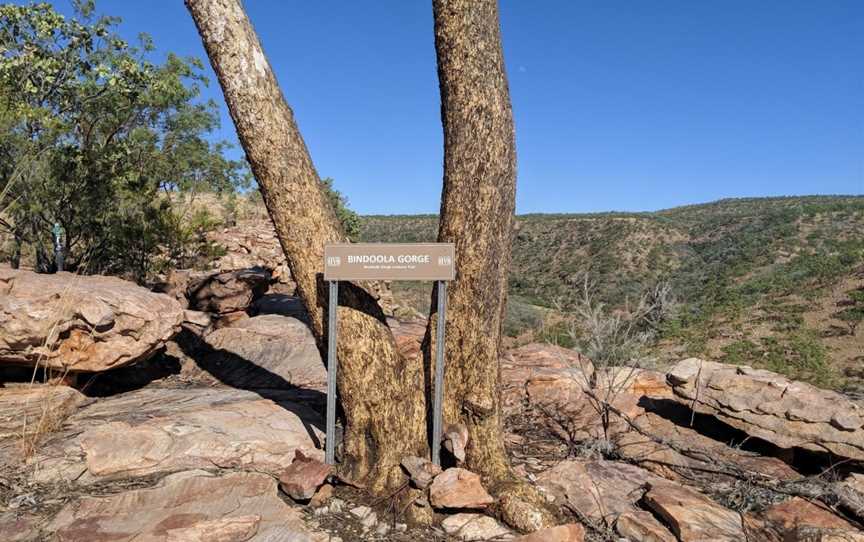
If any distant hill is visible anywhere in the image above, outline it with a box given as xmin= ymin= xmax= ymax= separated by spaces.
xmin=361 ymin=195 xmax=864 ymax=391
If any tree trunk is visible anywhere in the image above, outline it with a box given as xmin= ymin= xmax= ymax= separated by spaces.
xmin=185 ymin=0 xmax=427 ymax=492
xmin=427 ymin=0 xmax=552 ymax=531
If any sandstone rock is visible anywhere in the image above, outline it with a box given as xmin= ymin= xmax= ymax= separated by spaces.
xmin=613 ymin=402 xmax=799 ymax=482
xmin=500 ymin=343 xmax=593 ymax=415
xmin=401 ymin=455 xmax=441 ymax=489
xmin=615 ymin=510 xmax=677 ymax=542
xmin=441 ymin=513 xmax=512 ymax=541
xmin=182 ymin=309 xmax=212 ymax=329
xmin=279 ymin=449 xmax=331 ymax=501
xmin=430 ymin=468 xmax=494 ymax=509
xmin=513 ymin=524 xmax=585 ymax=542
xmin=49 ymin=469 xmax=321 ymax=541
xmin=537 ymin=459 xmax=666 ymax=524
xmin=201 ymin=314 xmax=325 ymax=389
xmin=29 ymin=387 xmax=323 ymax=484
xmin=761 ymin=497 xmax=856 ymax=532
xmin=0 ymin=270 xmax=183 ymax=372
xmin=668 ymin=358 xmax=864 ymax=460
xmin=187 ymin=266 xmax=271 ymax=314
xmin=443 ymin=423 xmax=470 ymax=462
xmin=643 ymin=481 xmax=744 ymax=541
xmin=0 ymin=384 xmax=88 ymax=439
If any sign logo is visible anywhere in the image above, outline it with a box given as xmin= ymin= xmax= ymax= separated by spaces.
xmin=327 ymin=256 xmax=341 ymax=267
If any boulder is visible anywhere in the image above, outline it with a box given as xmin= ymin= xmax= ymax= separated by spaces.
xmin=643 ymin=481 xmax=745 ymax=541
xmin=201 ymin=314 xmax=325 ymax=389
xmin=441 ymin=513 xmax=512 ymax=541
xmin=49 ymin=469 xmax=322 ymax=541
xmin=278 ymin=449 xmax=331 ymax=501
xmin=187 ymin=266 xmax=271 ymax=314
xmin=29 ymin=387 xmax=324 ymax=484
xmin=0 ymin=384 xmax=88 ymax=439
xmin=668 ymin=358 xmax=864 ymax=461
xmin=500 ymin=343 xmax=593 ymax=415
xmin=430 ymin=468 xmax=494 ymax=509
xmin=251 ymin=293 xmax=308 ymax=321
xmin=0 ymin=269 xmax=183 ymax=372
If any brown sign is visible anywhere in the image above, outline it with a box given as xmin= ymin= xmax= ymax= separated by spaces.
xmin=324 ymin=243 xmax=455 ymax=281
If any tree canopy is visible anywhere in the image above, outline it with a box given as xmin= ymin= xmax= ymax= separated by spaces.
xmin=0 ymin=1 xmax=248 ymax=279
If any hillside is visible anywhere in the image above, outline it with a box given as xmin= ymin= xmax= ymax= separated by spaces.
xmin=361 ymin=196 xmax=864 ymax=390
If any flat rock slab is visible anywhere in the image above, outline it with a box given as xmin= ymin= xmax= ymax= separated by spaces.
xmin=29 ymin=387 xmax=323 ymax=484
xmin=643 ymin=481 xmax=744 ymax=542
xmin=49 ymin=469 xmax=323 ymax=541
xmin=187 ymin=267 xmax=271 ymax=315
xmin=537 ymin=459 xmax=667 ymax=525
xmin=201 ymin=314 xmax=325 ymax=389
xmin=0 ymin=270 xmax=183 ymax=372
xmin=668 ymin=358 xmax=864 ymax=461
xmin=0 ymin=385 xmax=88 ymax=440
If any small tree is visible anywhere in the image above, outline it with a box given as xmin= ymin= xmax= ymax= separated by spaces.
xmin=0 ymin=1 xmax=246 ymax=279
xmin=836 ymin=289 xmax=864 ymax=336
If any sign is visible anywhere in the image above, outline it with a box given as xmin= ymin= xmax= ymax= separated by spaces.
xmin=323 ymin=242 xmax=454 ymax=467
xmin=324 ymin=243 xmax=455 ymax=281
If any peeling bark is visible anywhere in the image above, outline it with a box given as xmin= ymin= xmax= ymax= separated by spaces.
xmin=185 ymin=0 xmax=426 ymax=492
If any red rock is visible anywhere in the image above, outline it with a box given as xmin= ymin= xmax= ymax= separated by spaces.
xmin=762 ymin=497 xmax=856 ymax=532
xmin=643 ymin=481 xmax=744 ymax=541
xmin=430 ymin=468 xmax=494 ymax=509
xmin=278 ymin=449 xmax=331 ymax=500
xmin=309 ymin=483 xmax=333 ymax=507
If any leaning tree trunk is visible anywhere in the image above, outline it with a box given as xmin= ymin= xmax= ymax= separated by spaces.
xmin=185 ymin=0 xmax=426 ymax=492
xmin=426 ymin=0 xmax=552 ymax=531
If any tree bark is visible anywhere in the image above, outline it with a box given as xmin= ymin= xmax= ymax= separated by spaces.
xmin=427 ymin=0 xmax=552 ymax=531
xmin=185 ymin=0 xmax=427 ymax=492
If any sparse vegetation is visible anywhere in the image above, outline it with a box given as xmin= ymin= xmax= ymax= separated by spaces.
xmin=362 ymin=196 xmax=864 ymax=389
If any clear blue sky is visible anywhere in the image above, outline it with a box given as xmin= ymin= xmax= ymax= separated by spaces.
xmin=48 ymin=1 xmax=864 ymax=214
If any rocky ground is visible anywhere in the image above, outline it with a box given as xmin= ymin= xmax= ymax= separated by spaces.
xmin=1 ymin=219 xmax=863 ymax=541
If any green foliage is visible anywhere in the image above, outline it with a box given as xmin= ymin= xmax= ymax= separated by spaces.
xmin=836 ymin=288 xmax=864 ymax=335
xmin=320 ymin=178 xmax=360 ymax=241
xmin=0 ymin=1 xmax=247 ymax=280
xmin=721 ymin=331 xmax=835 ymax=388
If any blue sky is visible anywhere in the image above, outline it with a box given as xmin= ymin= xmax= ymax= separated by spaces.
xmin=48 ymin=1 xmax=863 ymax=214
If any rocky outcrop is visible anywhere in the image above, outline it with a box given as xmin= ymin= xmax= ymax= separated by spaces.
xmin=28 ymin=387 xmax=323 ymax=484
xmin=200 ymin=314 xmax=326 ymax=389
xmin=668 ymin=358 xmax=864 ymax=461
xmin=501 ymin=343 xmax=593 ymax=415
xmin=0 ymin=270 xmax=183 ymax=372
xmin=49 ymin=469 xmax=323 ymax=541
xmin=0 ymin=384 xmax=88 ymax=439
xmin=187 ymin=266 xmax=271 ymax=315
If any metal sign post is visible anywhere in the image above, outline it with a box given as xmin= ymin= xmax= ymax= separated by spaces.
xmin=323 ymin=243 xmax=455 ymax=466
xmin=325 ymin=280 xmax=338 ymax=465
xmin=431 ymin=280 xmax=447 ymax=466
